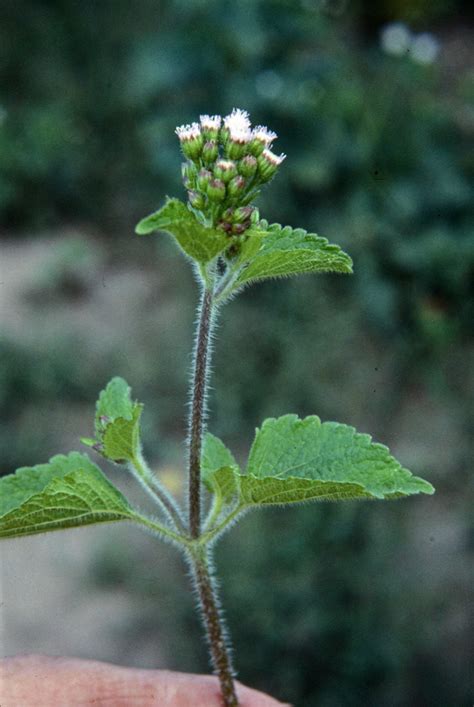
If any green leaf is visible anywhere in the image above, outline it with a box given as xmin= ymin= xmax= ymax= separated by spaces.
xmin=243 ymin=415 xmax=434 ymax=504
xmin=201 ymin=432 xmax=238 ymax=477
xmin=90 ymin=377 xmax=143 ymax=464
xmin=135 ymin=198 xmax=228 ymax=264
xmin=205 ymin=415 xmax=434 ymax=509
xmin=234 ymin=221 xmax=353 ymax=287
xmin=95 ymin=376 xmax=136 ymax=431
xmin=0 ymin=452 xmax=135 ymax=538
xmin=201 ymin=433 xmax=240 ymax=504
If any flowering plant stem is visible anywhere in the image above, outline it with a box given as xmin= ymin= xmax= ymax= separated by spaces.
xmin=0 ymin=109 xmax=434 ymax=707
xmin=188 ymin=287 xmax=215 ymax=539
xmin=187 ymin=283 xmax=239 ymax=705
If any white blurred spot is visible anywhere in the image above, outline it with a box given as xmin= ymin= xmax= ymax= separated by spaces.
xmin=380 ymin=22 xmax=412 ymax=56
xmin=411 ymin=33 xmax=440 ymax=65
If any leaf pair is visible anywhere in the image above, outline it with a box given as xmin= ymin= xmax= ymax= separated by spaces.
xmin=0 ymin=379 xmax=145 ymax=539
xmin=135 ymin=198 xmax=353 ymax=289
xmin=0 ymin=379 xmax=434 ymax=541
xmin=202 ymin=415 xmax=434 ymax=514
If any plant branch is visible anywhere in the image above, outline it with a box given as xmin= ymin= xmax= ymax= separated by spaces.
xmin=132 ymin=512 xmax=189 ymax=547
xmin=190 ymin=547 xmax=238 ymax=706
xmin=188 ymin=287 xmax=214 ymax=538
xmin=130 ymin=455 xmax=187 ymax=534
xmin=202 ymin=504 xmax=246 ymax=544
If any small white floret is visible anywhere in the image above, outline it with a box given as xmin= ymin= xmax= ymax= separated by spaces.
xmin=175 ymin=122 xmax=201 ymax=141
xmin=261 ymin=148 xmax=286 ymax=165
xmin=252 ymin=126 xmax=277 ymax=146
xmin=224 ymin=108 xmax=251 ymax=133
xmin=200 ymin=114 xmax=222 ymax=131
xmin=229 ymin=126 xmax=252 ymax=144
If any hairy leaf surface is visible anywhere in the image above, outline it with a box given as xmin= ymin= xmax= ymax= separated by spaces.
xmin=204 ymin=416 xmax=434 ymax=509
xmin=84 ymin=377 xmax=143 ymax=463
xmin=0 ymin=452 xmax=134 ymax=538
xmin=234 ymin=221 xmax=352 ymax=287
xmin=135 ymin=198 xmax=228 ymax=263
xmin=201 ymin=433 xmax=240 ymax=504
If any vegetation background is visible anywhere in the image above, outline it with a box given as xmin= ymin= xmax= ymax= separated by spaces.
xmin=1 ymin=1 xmax=473 ymax=705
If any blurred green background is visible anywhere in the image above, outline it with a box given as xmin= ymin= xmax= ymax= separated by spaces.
xmin=1 ymin=1 xmax=473 ymax=705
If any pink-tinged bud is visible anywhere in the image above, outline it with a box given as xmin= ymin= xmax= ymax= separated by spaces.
xmin=175 ymin=122 xmax=203 ymax=160
xmin=232 ymin=222 xmax=249 ymax=235
xmin=188 ymin=190 xmax=205 ymax=209
xmin=202 ymin=140 xmax=219 ymax=164
xmin=207 ymin=178 xmax=226 ymax=202
xmin=214 ymin=159 xmax=237 ymax=183
xmin=200 ymin=114 xmax=222 ymax=140
xmin=239 ymin=154 xmax=258 ymax=178
xmin=219 ymin=220 xmax=233 ymax=233
xmin=227 ymin=174 xmax=246 ymax=198
xmin=222 ymin=207 xmax=235 ymax=221
xmin=233 ymin=206 xmax=254 ymax=223
xmin=257 ymin=148 xmax=286 ymax=181
xmin=197 ymin=168 xmax=212 ymax=192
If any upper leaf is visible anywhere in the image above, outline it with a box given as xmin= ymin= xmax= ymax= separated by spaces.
xmin=135 ymin=198 xmax=228 ymax=264
xmin=204 ymin=415 xmax=434 ymax=510
xmin=234 ymin=221 xmax=353 ymax=288
xmin=84 ymin=377 xmax=143 ymax=464
xmin=243 ymin=415 xmax=434 ymax=504
xmin=0 ymin=452 xmax=135 ymax=538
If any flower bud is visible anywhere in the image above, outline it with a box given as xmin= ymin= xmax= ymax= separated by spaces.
xmin=187 ymin=190 xmax=205 ymax=209
xmin=197 ymin=168 xmax=212 ymax=192
xmin=232 ymin=222 xmax=249 ymax=235
xmin=222 ymin=207 xmax=235 ymax=222
xmin=227 ymin=133 xmax=250 ymax=160
xmin=207 ymin=178 xmax=226 ymax=202
xmin=257 ymin=149 xmax=286 ymax=182
xmin=233 ymin=206 xmax=254 ymax=223
xmin=238 ymin=155 xmax=258 ymax=179
xmin=175 ymin=122 xmax=203 ymax=161
xmin=214 ymin=159 xmax=237 ymax=183
xmin=250 ymin=207 xmax=260 ymax=224
xmin=202 ymin=140 xmax=219 ymax=165
xmin=227 ymin=175 xmax=246 ymax=198
xmin=181 ymin=161 xmax=197 ymax=188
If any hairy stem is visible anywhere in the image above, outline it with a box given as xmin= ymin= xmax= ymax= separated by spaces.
xmin=190 ymin=547 xmax=238 ymax=706
xmin=188 ymin=287 xmax=214 ymax=538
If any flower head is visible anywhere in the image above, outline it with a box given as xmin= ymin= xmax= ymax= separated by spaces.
xmin=258 ymin=148 xmax=286 ymax=181
xmin=176 ymin=108 xmax=285 ymax=235
xmin=223 ymin=108 xmax=251 ymax=133
xmin=175 ymin=122 xmax=203 ymax=160
xmin=175 ymin=122 xmax=201 ymax=142
xmin=252 ymin=126 xmax=277 ymax=147
xmin=200 ymin=114 xmax=222 ymax=132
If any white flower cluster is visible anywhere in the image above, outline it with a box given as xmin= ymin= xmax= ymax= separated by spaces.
xmin=174 ymin=108 xmax=286 ymax=236
xmin=175 ymin=108 xmax=285 ymax=164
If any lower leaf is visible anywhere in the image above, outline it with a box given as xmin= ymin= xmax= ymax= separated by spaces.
xmin=0 ymin=452 xmax=136 ymax=538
